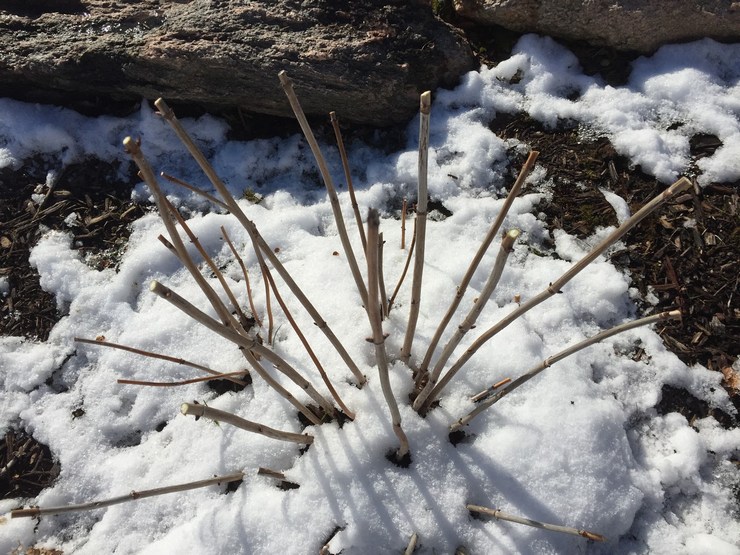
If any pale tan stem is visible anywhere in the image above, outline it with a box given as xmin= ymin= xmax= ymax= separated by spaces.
xmin=414 ymin=229 xmax=520 ymax=411
xmin=450 ymin=310 xmax=681 ymax=430
xmin=330 ymin=111 xmax=367 ymax=253
xmin=251 ymin=233 xmax=275 ymax=343
xmin=221 ymin=226 xmax=263 ymax=327
xmin=388 ymin=216 xmax=416 ymax=313
xmin=467 ymin=504 xmax=606 ymax=542
xmin=400 ymin=91 xmax=431 ymax=366
xmin=417 ymin=151 xmax=539 ymax=384
xmin=470 ymin=378 xmax=512 ymax=403
xmin=153 ymin=98 xmax=364 ymax=386
xmin=160 ymin=172 xmax=230 ymax=210
xmin=262 ymin=249 xmax=355 ymax=419
xmin=74 ymin=337 xmax=248 ymax=387
xmin=404 ymin=533 xmax=418 ymax=555
xmin=149 ymin=280 xmax=324 ymax=424
xmin=279 ymin=72 xmax=368 ymax=308
xmin=10 ymin=473 xmax=244 ymax=518
xmin=367 ymin=209 xmax=410 ymax=459
xmin=165 ymin=198 xmax=250 ymax=328
xmin=378 ymin=232 xmax=389 ymax=319
xmin=401 ymin=197 xmax=407 ymax=250
xmin=181 ymin=403 xmax=314 ymax=444
xmin=428 ymin=177 xmax=691 ymax=404
xmin=123 ymin=137 xmax=237 ymax=331
xmin=117 ymin=371 xmax=248 ymax=388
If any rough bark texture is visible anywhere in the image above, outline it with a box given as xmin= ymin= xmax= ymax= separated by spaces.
xmin=0 ymin=0 xmax=475 ymax=126
xmin=454 ymin=0 xmax=740 ymax=53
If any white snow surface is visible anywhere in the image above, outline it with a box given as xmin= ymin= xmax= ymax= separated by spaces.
xmin=1 ymin=36 xmax=738 ymax=554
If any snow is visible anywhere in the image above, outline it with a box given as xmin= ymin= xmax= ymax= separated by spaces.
xmin=1 ymin=36 xmax=739 ymax=554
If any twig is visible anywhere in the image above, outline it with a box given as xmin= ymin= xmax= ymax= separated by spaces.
xmin=253 ymin=234 xmax=275 ymax=344
xmin=279 ymin=72 xmax=368 ymax=309
xmin=330 ymin=111 xmax=367 ymax=253
xmin=401 ymin=197 xmax=407 ymax=250
xmin=467 ymin=504 xmax=606 ymax=542
xmin=404 ymin=532 xmax=418 ymax=555
xmin=470 ymin=377 xmax=512 ymax=403
xmin=400 ymin=91 xmax=432 ymax=365
xmin=367 ymin=209 xmax=410 ymax=459
xmin=378 ymin=232 xmax=389 ymax=319
xmin=164 ymin=198 xmax=251 ymax=328
xmin=117 ymin=371 xmax=247 ymax=388
xmin=221 ymin=226 xmax=262 ymax=327
xmin=10 ymin=473 xmax=244 ymax=518
xmin=160 ymin=172 xmax=229 ymax=211
xmin=123 ymin=137 xmax=239 ymax=332
xmin=261 ymin=248 xmax=354 ymax=419
xmin=148 ymin=280 xmax=331 ymax=423
xmin=388 ymin=216 xmax=417 ymax=313
xmin=417 ymin=151 xmax=539 ymax=387
xmin=153 ymin=98 xmax=365 ymax=386
xmin=429 ymin=177 xmax=692 ymax=404
xmin=74 ymin=337 xmax=248 ymax=387
xmin=450 ymin=310 xmax=681 ymax=430
xmin=180 ymin=403 xmax=314 ymax=444
xmin=415 ymin=229 xmax=520 ymax=411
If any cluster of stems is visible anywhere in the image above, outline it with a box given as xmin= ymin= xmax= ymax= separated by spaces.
xmin=44 ymin=72 xmax=691 ymax=548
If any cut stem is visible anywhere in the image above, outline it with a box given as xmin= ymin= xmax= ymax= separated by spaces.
xmin=417 ymin=151 xmax=539 ymax=385
xmin=160 ymin=172 xmax=230 ymax=211
xmin=261 ymin=249 xmax=354 ymax=419
xmin=428 ymin=177 xmax=691 ymax=405
xmin=404 ymin=532 xmax=418 ymax=555
xmin=388 ymin=216 xmax=417 ymax=314
xmin=415 ymin=229 xmax=520 ymax=411
xmin=367 ymin=209 xmax=410 ymax=459
xmin=154 ymin=98 xmax=364 ymax=386
xmin=401 ymin=197 xmax=407 ymax=250
xmin=149 ymin=280 xmax=325 ymax=425
xmin=400 ymin=91 xmax=431 ymax=365
xmin=450 ymin=310 xmax=681 ymax=430
xmin=117 ymin=370 xmax=248 ymax=388
xmin=467 ymin=504 xmax=606 ymax=542
xmin=330 ymin=111 xmax=367 ymax=253
xmin=221 ymin=226 xmax=263 ymax=327
xmin=279 ymin=72 xmax=368 ymax=309
xmin=181 ymin=403 xmax=314 ymax=444
xmin=74 ymin=337 xmax=248 ymax=387
xmin=11 ymin=473 xmax=244 ymax=518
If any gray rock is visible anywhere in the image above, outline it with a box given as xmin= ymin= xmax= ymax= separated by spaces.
xmin=454 ymin=0 xmax=740 ymax=53
xmin=0 ymin=0 xmax=475 ymax=126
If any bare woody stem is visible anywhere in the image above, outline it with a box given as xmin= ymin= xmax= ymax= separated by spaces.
xmin=160 ymin=172 xmax=230 ymax=211
xmin=221 ymin=226 xmax=263 ymax=327
xmin=11 ymin=473 xmax=244 ymax=518
xmin=279 ymin=72 xmax=369 ymax=309
xmin=466 ymin=504 xmax=606 ymax=542
xmin=401 ymin=197 xmax=407 ymax=250
xmin=427 ymin=177 xmax=692 ymax=405
xmin=400 ymin=91 xmax=432 ymax=365
xmin=164 ymin=198 xmax=251 ymax=328
xmin=450 ymin=310 xmax=681 ymax=430
xmin=74 ymin=337 xmax=248 ymax=387
xmin=117 ymin=370 xmax=248 ymax=388
xmin=149 ymin=280 xmax=325 ymax=425
xmin=378 ymin=232 xmax=389 ymax=319
xmin=181 ymin=403 xmax=314 ymax=444
xmin=123 ymin=137 xmax=237 ymax=331
xmin=261 ymin=249 xmax=355 ymax=419
xmin=153 ymin=98 xmax=365 ymax=386
xmin=330 ymin=111 xmax=367 ymax=253
xmin=387 ymin=215 xmax=416 ymax=313
xmin=367 ymin=209 xmax=410 ymax=459
xmin=404 ymin=533 xmax=418 ymax=555
xmin=414 ymin=229 xmax=520 ymax=411
xmin=470 ymin=377 xmax=512 ymax=403
xmin=417 ymin=151 xmax=539 ymax=385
